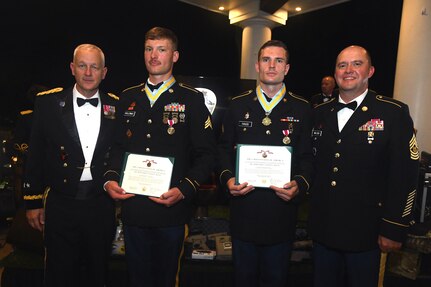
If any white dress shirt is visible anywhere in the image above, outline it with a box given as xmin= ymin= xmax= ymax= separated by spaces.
xmin=73 ymin=85 xmax=101 ymax=181
xmin=337 ymin=89 xmax=367 ymax=132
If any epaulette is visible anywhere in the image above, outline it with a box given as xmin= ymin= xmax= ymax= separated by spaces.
xmin=107 ymin=92 xmax=119 ymax=100
xmin=179 ymin=83 xmax=199 ymax=93
xmin=287 ymin=91 xmax=309 ymax=104
xmin=232 ymin=90 xmax=253 ymax=101
xmin=124 ymin=83 xmax=145 ymax=93
xmin=314 ymin=97 xmax=336 ymax=108
xmin=376 ymin=95 xmax=402 ymax=108
xmin=36 ymin=87 xmax=63 ymax=96
xmin=20 ymin=109 xmax=33 ymax=115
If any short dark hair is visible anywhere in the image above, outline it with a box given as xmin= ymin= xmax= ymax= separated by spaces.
xmin=145 ymin=27 xmax=178 ymax=51
xmin=258 ymin=40 xmax=289 ymax=63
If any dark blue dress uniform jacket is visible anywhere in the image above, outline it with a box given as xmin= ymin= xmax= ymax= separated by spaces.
xmin=23 ymin=87 xmax=119 ymax=208
xmin=104 ymin=81 xmax=217 ymax=228
xmin=309 ymin=90 xmax=420 ymax=251
xmin=217 ymin=89 xmax=314 ymax=245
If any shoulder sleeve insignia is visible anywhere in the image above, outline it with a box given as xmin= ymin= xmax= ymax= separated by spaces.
xmin=287 ymin=91 xmax=309 ymax=104
xmin=232 ymin=90 xmax=253 ymax=100
xmin=376 ymin=95 xmax=402 ymax=108
xmin=36 ymin=87 xmax=63 ymax=96
xmin=107 ymin=92 xmax=119 ymax=100
xmin=179 ymin=83 xmax=200 ymax=93
xmin=20 ymin=110 xmax=33 ymax=115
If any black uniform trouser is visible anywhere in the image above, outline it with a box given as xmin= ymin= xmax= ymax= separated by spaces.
xmin=43 ymin=187 xmax=116 ymax=287
xmin=124 ymin=224 xmax=186 ymax=287
xmin=312 ymin=242 xmax=381 ymax=287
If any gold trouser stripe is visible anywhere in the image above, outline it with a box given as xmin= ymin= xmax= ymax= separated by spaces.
xmin=175 ymin=224 xmax=189 ymax=287
xmin=378 ymin=252 xmax=387 ymax=287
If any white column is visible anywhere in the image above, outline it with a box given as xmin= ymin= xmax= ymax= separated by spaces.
xmin=229 ymin=1 xmax=288 ymax=81
xmin=394 ymin=0 xmax=431 ymax=153
xmin=239 ymin=19 xmax=273 ymax=80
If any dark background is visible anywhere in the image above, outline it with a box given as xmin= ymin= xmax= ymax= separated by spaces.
xmin=1 ymin=0 xmax=403 ymax=127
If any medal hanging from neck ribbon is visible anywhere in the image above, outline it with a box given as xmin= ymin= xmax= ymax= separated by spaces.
xmin=144 ymin=77 xmax=176 ymax=107
xmin=256 ymin=84 xmax=286 ymax=126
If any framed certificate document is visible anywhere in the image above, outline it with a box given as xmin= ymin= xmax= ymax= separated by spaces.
xmin=120 ymin=153 xmax=175 ymax=197
xmin=235 ymin=144 xmax=292 ymax=188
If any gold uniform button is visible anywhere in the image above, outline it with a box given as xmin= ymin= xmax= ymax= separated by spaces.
xmin=145 ymin=148 xmax=150 ymax=152
xmin=63 ymin=163 xmax=68 ymax=167
xmin=336 ymin=139 xmax=341 ymax=144
xmin=331 ymin=181 xmax=336 ymax=186
xmin=63 ymin=179 xmax=67 ymax=183
xmin=378 ymin=202 xmax=382 ymax=207
xmin=335 ymin=153 xmax=340 ymax=158
xmin=333 ymin=167 xmax=338 ymax=172
xmin=148 ymin=119 xmax=152 ymax=124
xmin=146 ymin=134 xmax=151 ymax=139
xmin=266 ymin=130 xmax=271 ymax=135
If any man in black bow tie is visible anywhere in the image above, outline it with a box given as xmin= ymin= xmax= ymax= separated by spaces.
xmin=310 ymin=75 xmax=337 ymax=108
xmin=23 ymin=43 xmax=119 ymax=287
xmin=309 ymin=45 xmax=419 ymax=287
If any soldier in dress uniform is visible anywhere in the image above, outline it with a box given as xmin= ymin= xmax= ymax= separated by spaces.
xmin=23 ymin=44 xmax=118 ymax=287
xmin=11 ymin=84 xmax=49 ymax=205
xmin=103 ymin=27 xmax=217 ymax=287
xmin=309 ymin=45 xmax=420 ymax=287
xmin=310 ymin=75 xmax=337 ymax=108
xmin=12 ymin=84 xmax=49 ymax=156
xmin=217 ymin=40 xmax=313 ymax=287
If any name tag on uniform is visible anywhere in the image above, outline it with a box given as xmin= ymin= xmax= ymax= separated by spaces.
xmin=124 ymin=111 xmax=136 ymax=117
xmin=312 ymin=128 xmax=322 ymax=137
xmin=238 ymin=121 xmax=252 ymax=128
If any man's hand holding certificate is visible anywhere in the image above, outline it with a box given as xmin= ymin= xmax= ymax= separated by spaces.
xmin=236 ymin=144 xmax=292 ymax=188
xmin=120 ymin=153 xmax=174 ymax=197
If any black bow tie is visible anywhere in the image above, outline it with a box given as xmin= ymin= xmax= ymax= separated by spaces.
xmin=77 ymin=97 xmax=99 ymax=107
xmin=147 ymin=82 xmax=163 ymax=91
xmin=335 ymin=101 xmax=357 ymax=111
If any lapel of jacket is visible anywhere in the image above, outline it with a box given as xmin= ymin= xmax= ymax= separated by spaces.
xmin=94 ymin=93 xmax=107 ymax=156
xmin=322 ymin=99 xmax=340 ymax=135
xmin=59 ymin=90 xmax=81 ymax=148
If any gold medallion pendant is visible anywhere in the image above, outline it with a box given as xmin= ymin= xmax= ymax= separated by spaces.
xmin=167 ymin=126 xmax=175 ymax=135
xmin=262 ymin=116 xmax=272 ymax=126
xmin=283 ymin=136 xmax=291 ymax=145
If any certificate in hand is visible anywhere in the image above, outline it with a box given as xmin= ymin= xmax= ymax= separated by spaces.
xmin=120 ymin=153 xmax=175 ymax=197
xmin=235 ymin=144 xmax=292 ymax=188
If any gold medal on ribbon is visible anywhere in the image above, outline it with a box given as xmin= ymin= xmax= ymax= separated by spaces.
xmin=167 ymin=126 xmax=175 ymax=135
xmin=262 ymin=115 xmax=271 ymax=126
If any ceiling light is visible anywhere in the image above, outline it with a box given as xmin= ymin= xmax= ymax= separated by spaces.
xmin=295 ymin=7 xmax=302 ymax=12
